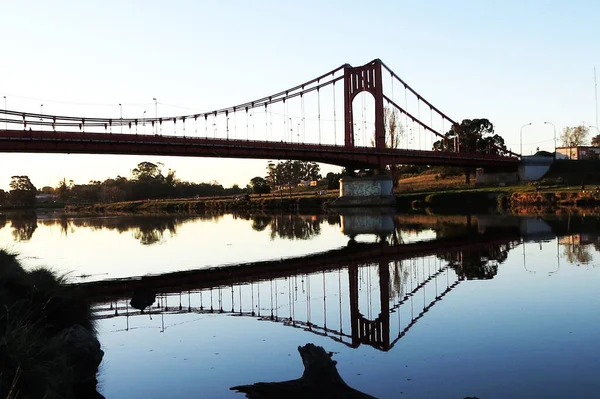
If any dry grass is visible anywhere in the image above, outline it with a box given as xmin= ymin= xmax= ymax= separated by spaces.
xmin=396 ymin=174 xmax=472 ymax=193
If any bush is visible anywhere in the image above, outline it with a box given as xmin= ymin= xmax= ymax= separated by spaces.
xmin=0 ymin=251 xmax=100 ymax=399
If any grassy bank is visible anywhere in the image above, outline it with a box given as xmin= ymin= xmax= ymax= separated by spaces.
xmin=0 ymin=251 xmax=102 ymax=399
xmin=397 ymin=188 xmax=600 ymax=214
xmin=65 ymin=195 xmax=334 ymax=214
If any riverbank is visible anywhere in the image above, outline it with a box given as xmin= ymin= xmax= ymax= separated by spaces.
xmin=58 ymin=184 xmax=600 ymax=215
xmin=65 ymin=195 xmax=335 ymax=214
xmin=398 ymin=186 xmax=600 ymax=214
xmin=0 ymin=251 xmax=104 ymax=398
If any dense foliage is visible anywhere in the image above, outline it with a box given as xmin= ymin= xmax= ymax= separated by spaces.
xmin=0 ymin=162 xmax=246 ymax=207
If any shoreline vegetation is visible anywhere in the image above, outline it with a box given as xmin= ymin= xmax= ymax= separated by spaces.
xmin=0 ymin=251 xmax=104 ymax=399
xmin=59 ymin=186 xmax=600 ymax=215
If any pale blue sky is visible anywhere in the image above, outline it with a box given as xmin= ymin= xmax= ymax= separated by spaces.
xmin=1 ymin=1 xmax=599 ymax=190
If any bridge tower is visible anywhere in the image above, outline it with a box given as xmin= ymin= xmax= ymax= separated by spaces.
xmin=343 ymin=59 xmax=386 ymax=151
xmin=348 ymin=261 xmax=390 ymax=351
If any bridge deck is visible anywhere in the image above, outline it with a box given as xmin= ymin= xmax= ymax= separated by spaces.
xmin=0 ymin=129 xmax=520 ymax=169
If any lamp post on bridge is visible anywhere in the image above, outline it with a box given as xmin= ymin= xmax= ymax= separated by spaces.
xmin=543 ymin=121 xmax=557 ymax=159
xmin=40 ymin=104 xmax=43 ymax=131
xmin=143 ymin=111 xmax=146 ymax=135
xmin=119 ymin=103 xmax=123 ymax=134
xmin=520 ymin=122 xmax=532 ymax=157
xmin=297 ymin=122 xmax=301 ymax=144
xmin=3 ymin=96 xmax=6 ymax=130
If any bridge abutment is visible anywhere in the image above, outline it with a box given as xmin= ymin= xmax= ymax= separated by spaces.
xmin=332 ymin=175 xmax=396 ymax=207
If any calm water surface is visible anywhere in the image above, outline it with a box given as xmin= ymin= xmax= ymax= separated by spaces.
xmin=1 ymin=211 xmax=599 ymax=398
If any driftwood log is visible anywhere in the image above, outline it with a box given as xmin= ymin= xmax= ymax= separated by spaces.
xmin=230 ymin=343 xmax=378 ymax=399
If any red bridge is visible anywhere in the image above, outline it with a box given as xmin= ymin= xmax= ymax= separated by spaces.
xmin=0 ymin=59 xmax=519 ymax=170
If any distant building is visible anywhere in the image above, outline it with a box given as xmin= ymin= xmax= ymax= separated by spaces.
xmin=555 ymin=146 xmax=600 ymax=160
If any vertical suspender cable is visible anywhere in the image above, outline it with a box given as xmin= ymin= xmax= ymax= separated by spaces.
xmin=322 ymin=271 xmax=327 ymax=329
xmin=417 ymin=99 xmax=421 ymax=150
xmin=404 ymin=85 xmax=409 ymax=148
xmin=317 ymin=85 xmax=321 ymax=145
xmin=338 ymin=268 xmax=342 ymax=333
xmin=301 ymin=93 xmax=305 ymax=142
xmin=332 ymin=80 xmax=336 ymax=145
xmin=283 ymin=99 xmax=287 ymax=142
xmin=245 ymin=108 xmax=249 ymax=141
xmin=264 ymin=104 xmax=268 ymax=141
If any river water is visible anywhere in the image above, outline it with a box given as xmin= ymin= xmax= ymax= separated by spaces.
xmin=1 ymin=210 xmax=599 ymax=398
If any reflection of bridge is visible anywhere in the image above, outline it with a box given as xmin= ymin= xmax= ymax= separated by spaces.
xmin=87 ymin=233 xmax=518 ymax=351
xmin=0 ymin=59 xmax=520 ymax=169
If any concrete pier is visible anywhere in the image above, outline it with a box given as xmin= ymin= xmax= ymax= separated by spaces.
xmin=332 ymin=175 xmax=396 ymax=207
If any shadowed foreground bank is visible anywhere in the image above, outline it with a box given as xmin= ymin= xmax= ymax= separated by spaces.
xmin=0 ymin=250 xmax=103 ymax=399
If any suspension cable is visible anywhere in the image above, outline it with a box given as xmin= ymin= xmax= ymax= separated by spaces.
xmin=317 ymin=82 xmax=321 ymax=145
xmin=332 ymin=80 xmax=336 ymax=145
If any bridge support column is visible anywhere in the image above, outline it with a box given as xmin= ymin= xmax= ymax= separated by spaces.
xmin=348 ymin=261 xmax=390 ymax=351
xmin=344 ymin=60 xmax=386 ymax=150
xmin=333 ymin=174 xmax=396 ymax=207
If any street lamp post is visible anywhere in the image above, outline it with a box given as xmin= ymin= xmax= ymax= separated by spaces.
xmin=143 ymin=111 xmax=146 ymax=134
xmin=3 ymin=96 xmax=6 ymax=130
xmin=520 ymin=122 xmax=532 ymax=156
xmin=119 ymin=103 xmax=123 ymax=134
xmin=544 ymin=121 xmax=557 ymax=159
xmin=40 ymin=104 xmax=43 ymax=131
xmin=153 ymin=98 xmax=158 ymax=134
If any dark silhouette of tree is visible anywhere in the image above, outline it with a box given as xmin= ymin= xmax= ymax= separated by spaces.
xmin=266 ymin=160 xmax=321 ymax=188
xmin=249 ymin=176 xmax=271 ymax=195
xmin=252 ymin=215 xmax=272 ymax=232
xmin=8 ymin=175 xmax=37 ymax=207
xmin=432 ymin=119 xmax=507 ymax=183
xmin=438 ymin=244 xmax=509 ymax=280
xmin=268 ymin=215 xmax=322 ymax=240
xmin=10 ymin=212 xmax=38 ymax=241
xmin=591 ymin=134 xmax=600 ymax=147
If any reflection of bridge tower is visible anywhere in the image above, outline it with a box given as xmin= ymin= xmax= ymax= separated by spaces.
xmin=348 ymin=261 xmax=390 ymax=351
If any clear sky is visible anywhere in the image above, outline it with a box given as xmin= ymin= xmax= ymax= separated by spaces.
xmin=1 ymin=0 xmax=599 ymax=190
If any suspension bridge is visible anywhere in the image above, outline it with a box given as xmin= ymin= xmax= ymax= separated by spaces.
xmin=0 ymin=59 xmax=520 ymax=170
xmin=82 ymin=233 xmax=519 ymax=352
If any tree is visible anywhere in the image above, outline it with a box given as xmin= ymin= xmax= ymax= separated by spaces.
xmin=433 ymin=119 xmax=505 ymax=154
xmin=249 ymin=176 xmax=271 ymax=195
xmin=56 ymin=178 xmax=73 ymax=202
xmin=266 ymin=161 xmax=321 ymax=188
xmin=384 ymin=107 xmax=403 ymax=149
xmin=10 ymin=176 xmax=36 ymax=192
xmin=9 ymin=176 xmax=37 ymax=207
xmin=591 ymin=134 xmax=600 ymax=147
xmin=132 ymin=161 xmax=164 ymax=183
xmin=560 ymin=125 xmax=589 ymax=147
xmin=432 ymin=118 xmax=506 ymax=183
xmin=370 ymin=107 xmax=404 ymax=149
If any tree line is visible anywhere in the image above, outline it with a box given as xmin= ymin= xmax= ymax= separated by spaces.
xmin=0 ymin=159 xmax=335 ymax=208
xmin=0 ymin=162 xmax=249 ymax=207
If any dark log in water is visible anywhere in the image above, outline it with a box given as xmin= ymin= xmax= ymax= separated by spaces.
xmin=230 ymin=343 xmax=377 ymax=399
